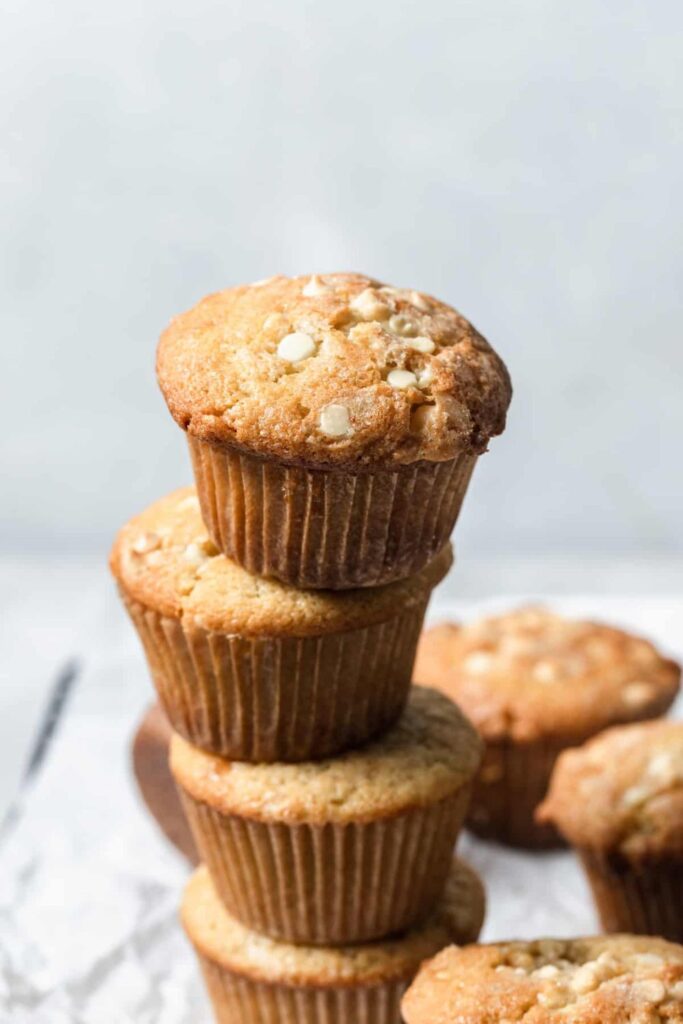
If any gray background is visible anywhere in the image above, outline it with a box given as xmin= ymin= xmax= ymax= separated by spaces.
xmin=3 ymin=0 xmax=682 ymax=559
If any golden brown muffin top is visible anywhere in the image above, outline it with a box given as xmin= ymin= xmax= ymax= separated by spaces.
xmin=182 ymin=859 xmax=484 ymax=987
xmin=171 ymin=687 xmax=482 ymax=824
xmin=156 ymin=273 xmax=511 ymax=468
xmin=402 ymin=936 xmax=683 ymax=1023
xmin=415 ymin=608 xmax=680 ymax=742
xmin=109 ymin=487 xmax=452 ymax=633
xmin=538 ymin=720 xmax=683 ymax=857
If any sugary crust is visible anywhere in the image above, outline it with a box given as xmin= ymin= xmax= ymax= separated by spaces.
xmin=170 ymin=687 xmax=482 ymax=824
xmin=415 ymin=608 xmax=680 ymax=742
xmin=156 ymin=273 xmax=512 ymax=467
xmin=109 ymin=487 xmax=453 ymax=633
xmin=182 ymin=859 xmax=484 ymax=988
xmin=402 ymin=935 xmax=683 ymax=1023
xmin=538 ymin=720 xmax=683 ymax=858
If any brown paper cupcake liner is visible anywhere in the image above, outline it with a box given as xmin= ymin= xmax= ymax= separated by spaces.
xmin=579 ymin=849 xmax=683 ymax=942
xmin=197 ymin=955 xmax=404 ymax=1024
xmin=122 ymin=594 xmax=424 ymax=761
xmin=188 ymin=436 xmax=476 ymax=589
xmin=466 ymin=739 xmax=565 ymax=849
xmin=179 ymin=787 xmax=472 ymax=945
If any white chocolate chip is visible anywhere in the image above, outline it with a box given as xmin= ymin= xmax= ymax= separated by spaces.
xmin=350 ymin=288 xmax=391 ymax=321
xmin=406 ymin=335 xmax=436 ymax=353
xmin=183 ymin=539 xmax=215 ymax=564
xmin=410 ymin=290 xmax=430 ymax=310
xmin=387 ymin=368 xmax=418 ymax=389
xmin=416 ymin=365 xmax=435 ymax=388
xmin=463 ymin=650 xmax=495 ymax=675
xmin=631 ymin=979 xmax=666 ymax=1004
xmin=319 ymin=404 xmax=352 ymax=437
xmin=302 ymin=275 xmax=330 ymax=297
xmin=534 ymin=964 xmax=561 ymax=979
xmin=132 ymin=532 xmax=161 ymax=555
xmin=533 ymin=659 xmax=561 ymax=683
xmin=388 ymin=313 xmax=417 ymax=336
xmin=252 ymin=275 xmax=278 ymax=288
xmin=622 ymin=784 xmax=651 ymax=809
xmin=669 ymin=980 xmax=683 ymax=999
xmin=277 ymin=331 xmax=316 ymax=362
xmin=622 ymin=681 xmax=655 ymax=707
xmin=570 ymin=964 xmax=599 ymax=994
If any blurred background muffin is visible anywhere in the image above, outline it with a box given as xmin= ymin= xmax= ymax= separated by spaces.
xmin=539 ymin=719 xmax=683 ymax=941
xmin=415 ymin=606 xmax=680 ymax=847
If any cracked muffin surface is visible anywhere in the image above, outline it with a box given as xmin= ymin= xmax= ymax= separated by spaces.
xmin=402 ymin=935 xmax=683 ymax=1023
xmin=108 ymin=487 xmax=452 ymax=633
xmin=156 ymin=272 xmax=511 ymax=468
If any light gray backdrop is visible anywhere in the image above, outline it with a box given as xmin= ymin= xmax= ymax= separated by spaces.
xmin=2 ymin=0 xmax=682 ymax=558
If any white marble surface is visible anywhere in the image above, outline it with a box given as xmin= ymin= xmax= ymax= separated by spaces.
xmin=0 ymin=557 xmax=681 ymax=1021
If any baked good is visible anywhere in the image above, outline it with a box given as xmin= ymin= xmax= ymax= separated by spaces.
xmin=402 ymin=934 xmax=683 ymax=1023
xmin=131 ymin=703 xmax=197 ymax=863
xmin=111 ymin=487 xmax=451 ymax=761
xmin=415 ymin=607 xmax=680 ymax=847
xmin=156 ymin=273 xmax=511 ymax=588
xmin=538 ymin=720 xmax=683 ymax=942
xmin=171 ymin=687 xmax=482 ymax=944
xmin=183 ymin=859 xmax=485 ymax=1024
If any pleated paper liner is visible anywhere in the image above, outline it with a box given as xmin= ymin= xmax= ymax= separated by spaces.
xmin=188 ymin=435 xmax=476 ymax=589
xmin=122 ymin=593 xmax=426 ymax=762
xmin=466 ymin=738 xmax=565 ymax=849
xmin=179 ymin=787 xmax=472 ymax=945
xmin=183 ymin=861 xmax=484 ymax=1024
xmin=579 ymin=849 xmax=683 ymax=943
xmin=198 ymin=961 xmax=403 ymax=1024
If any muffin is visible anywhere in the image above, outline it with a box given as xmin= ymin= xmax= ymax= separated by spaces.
xmin=110 ymin=487 xmax=452 ymax=761
xmin=183 ymin=859 xmax=485 ymax=1024
xmin=171 ymin=687 xmax=483 ymax=945
xmin=415 ymin=607 xmax=680 ymax=848
xmin=156 ymin=272 xmax=511 ymax=589
xmin=402 ymin=935 xmax=683 ymax=1023
xmin=131 ymin=703 xmax=197 ymax=863
xmin=538 ymin=720 xmax=683 ymax=942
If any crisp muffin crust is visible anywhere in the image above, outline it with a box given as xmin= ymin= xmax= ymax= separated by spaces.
xmin=109 ymin=487 xmax=452 ymax=633
xmin=183 ymin=859 xmax=484 ymax=987
xmin=402 ymin=936 xmax=683 ymax=1023
xmin=170 ymin=687 xmax=482 ymax=824
xmin=538 ymin=720 xmax=683 ymax=858
xmin=415 ymin=607 xmax=680 ymax=742
xmin=156 ymin=273 xmax=511 ymax=468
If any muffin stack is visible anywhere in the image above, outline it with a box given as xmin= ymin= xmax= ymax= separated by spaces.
xmin=111 ymin=272 xmax=512 ymax=1023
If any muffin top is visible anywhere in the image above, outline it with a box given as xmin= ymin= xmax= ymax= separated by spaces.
xmin=415 ymin=608 xmax=680 ymax=742
xmin=171 ymin=687 xmax=482 ymax=823
xmin=109 ymin=487 xmax=452 ymax=633
xmin=156 ymin=273 xmax=511 ymax=468
xmin=183 ymin=859 xmax=485 ymax=987
xmin=538 ymin=720 xmax=683 ymax=857
xmin=402 ymin=935 xmax=683 ymax=1023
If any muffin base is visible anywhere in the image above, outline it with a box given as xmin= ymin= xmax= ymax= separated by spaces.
xmin=188 ymin=436 xmax=475 ymax=589
xmin=198 ymin=957 xmax=404 ymax=1024
xmin=579 ymin=849 xmax=683 ymax=942
xmin=466 ymin=738 xmax=564 ymax=849
xmin=122 ymin=594 xmax=424 ymax=761
xmin=179 ymin=788 xmax=472 ymax=945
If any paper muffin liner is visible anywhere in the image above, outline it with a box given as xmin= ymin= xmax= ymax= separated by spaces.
xmin=579 ymin=849 xmax=683 ymax=943
xmin=466 ymin=738 xmax=565 ymax=849
xmin=188 ymin=436 xmax=476 ymax=589
xmin=179 ymin=787 xmax=472 ymax=945
xmin=196 ymin=954 xmax=405 ymax=1024
xmin=122 ymin=593 xmax=425 ymax=762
